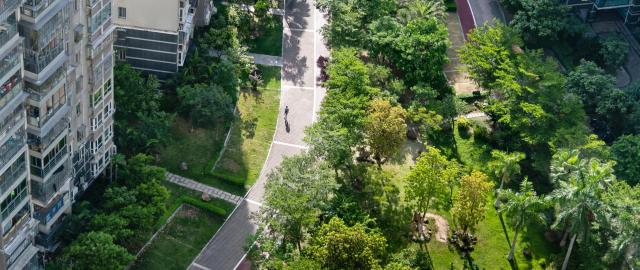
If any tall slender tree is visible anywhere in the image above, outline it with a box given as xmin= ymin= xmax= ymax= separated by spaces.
xmin=489 ymin=150 xmax=525 ymax=249
xmin=500 ymin=179 xmax=547 ymax=269
xmin=549 ymin=150 xmax=614 ymax=270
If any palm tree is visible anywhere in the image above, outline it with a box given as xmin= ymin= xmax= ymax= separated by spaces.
xmin=604 ymin=181 xmax=640 ymax=268
xmin=397 ymin=0 xmax=447 ymax=24
xmin=489 ymin=150 xmax=525 ymax=249
xmin=549 ymin=150 xmax=614 ymax=270
xmin=500 ymin=179 xmax=547 ymax=270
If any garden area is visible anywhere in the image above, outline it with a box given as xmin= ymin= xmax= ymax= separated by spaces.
xmin=130 ymin=205 xmax=225 ymax=270
xmin=246 ymin=0 xmax=640 ymax=269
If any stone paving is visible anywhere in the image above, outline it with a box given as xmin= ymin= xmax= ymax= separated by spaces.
xmin=209 ymin=49 xmax=283 ymax=67
xmin=165 ymin=172 xmax=243 ymax=205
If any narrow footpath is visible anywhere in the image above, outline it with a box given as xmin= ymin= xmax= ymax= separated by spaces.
xmin=188 ymin=0 xmax=328 ymax=269
xmin=165 ymin=172 xmax=243 ymax=205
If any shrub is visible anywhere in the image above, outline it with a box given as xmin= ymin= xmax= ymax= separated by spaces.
xmin=179 ymin=196 xmax=228 ymax=217
xmin=469 ymin=118 xmax=491 ymax=141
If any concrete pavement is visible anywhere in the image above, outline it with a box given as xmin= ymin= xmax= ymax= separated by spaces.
xmin=188 ymin=0 xmax=328 ymax=269
xmin=466 ymin=0 xmax=506 ymax=27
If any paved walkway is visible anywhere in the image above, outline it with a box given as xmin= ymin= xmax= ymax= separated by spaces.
xmin=189 ymin=0 xmax=328 ymax=269
xmin=248 ymin=53 xmax=283 ymax=67
xmin=165 ymin=172 xmax=243 ymax=205
xmin=444 ymin=11 xmax=478 ymax=95
xmin=209 ymin=49 xmax=283 ymax=67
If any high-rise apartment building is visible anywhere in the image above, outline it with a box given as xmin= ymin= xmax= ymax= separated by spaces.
xmin=0 ymin=0 xmax=115 ymax=266
xmin=113 ymin=0 xmax=212 ymax=80
xmin=564 ymin=0 xmax=640 ymax=24
xmin=0 ymin=0 xmax=41 ymax=268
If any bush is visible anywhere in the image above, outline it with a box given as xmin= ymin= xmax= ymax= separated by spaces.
xmin=456 ymin=117 xmax=472 ymax=139
xmin=179 ymin=196 xmax=228 ymax=217
xmin=470 ymin=118 xmax=491 ymax=141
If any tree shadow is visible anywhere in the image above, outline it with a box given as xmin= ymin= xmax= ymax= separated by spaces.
xmin=281 ymin=0 xmax=311 ymax=86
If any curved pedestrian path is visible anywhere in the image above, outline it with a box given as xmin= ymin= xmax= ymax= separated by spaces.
xmin=188 ymin=0 xmax=328 ymax=269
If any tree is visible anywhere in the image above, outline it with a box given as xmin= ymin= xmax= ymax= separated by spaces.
xmin=610 ymin=135 xmax=640 ymax=186
xmin=305 ymin=217 xmax=387 ymax=270
xmin=113 ymin=63 xmax=173 ymax=155
xmin=405 ymin=147 xmax=459 ymax=219
xmin=488 ymin=150 xmax=525 ymax=251
xmin=451 ymin=171 xmax=494 ymax=235
xmin=450 ymin=171 xmax=493 ymax=262
xmin=603 ymin=181 xmax=640 ymax=268
xmin=364 ymin=99 xmax=407 ymax=166
xmin=565 ymin=60 xmax=628 ymax=141
xmin=259 ymin=153 xmax=338 ymax=252
xmin=599 ymin=36 xmax=629 ymax=72
xmin=396 ymin=0 xmax=446 ymax=24
xmin=64 ymin=232 xmax=133 ymax=270
xmin=458 ymin=21 xmax=522 ymax=90
xmin=368 ymin=16 xmax=450 ymax=87
xmin=177 ymin=83 xmax=234 ymax=128
xmin=500 ymin=179 xmax=547 ymax=269
xmin=549 ymin=150 xmax=615 ymax=270
xmin=487 ymin=49 xmax=588 ymax=149
xmin=509 ymin=0 xmax=571 ymax=42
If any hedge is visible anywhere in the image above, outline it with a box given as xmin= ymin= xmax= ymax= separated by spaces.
xmin=179 ymin=196 xmax=228 ymax=217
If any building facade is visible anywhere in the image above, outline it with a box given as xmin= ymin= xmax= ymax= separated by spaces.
xmin=113 ymin=0 xmax=212 ymax=80
xmin=565 ymin=0 xmax=640 ymax=24
xmin=0 ymin=0 xmax=115 ymax=267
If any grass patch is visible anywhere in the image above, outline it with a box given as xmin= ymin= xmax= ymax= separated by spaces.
xmin=156 ymin=117 xmax=246 ymax=195
xmin=246 ymin=16 xmax=283 ymax=56
xmin=131 ymin=205 xmax=224 ymax=270
xmin=213 ymin=65 xmax=281 ymax=188
xmin=160 ymin=182 xmax=235 ymax=223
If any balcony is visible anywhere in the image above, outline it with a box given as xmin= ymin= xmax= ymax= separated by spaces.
xmin=23 ymin=41 xmax=65 ymax=75
xmin=1 ymin=188 xmax=27 ymax=220
xmin=27 ymin=102 xmax=69 ymax=132
xmin=0 ymin=157 xmax=26 ymax=196
xmin=27 ymin=117 xmax=67 ymax=152
xmin=24 ymin=68 xmax=65 ymax=102
xmin=0 ymin=105 xmax=23 ymax=140
xmin=0 ymin=76 xmax=21 ymax=110
xmin=0 ymin=13 xmax=18 ymax=51
xmin=0 ymin=129 xmax=25 ymax=168
xmin=33 ymin=193 xmax=64 ymax=225
xmin=31 ymin=165 xmax=69 ymax=204
xmin=20 ymin=0 xmax=67 ymax=20
xmin=0 ymin=46 xmax=20 ymax=84
xmin=30 ymin=143 xmax=68 ymax=178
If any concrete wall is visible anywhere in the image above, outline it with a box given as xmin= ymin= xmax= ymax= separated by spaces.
xmin=113 ymin=0 xmax=179 ymax=33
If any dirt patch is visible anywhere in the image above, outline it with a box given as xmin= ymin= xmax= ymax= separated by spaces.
xmin=425 ymin=213 xmax=450 ymax=243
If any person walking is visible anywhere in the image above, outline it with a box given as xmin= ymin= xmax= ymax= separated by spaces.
xmin=284 ymin=105 xmax=289 ymax=117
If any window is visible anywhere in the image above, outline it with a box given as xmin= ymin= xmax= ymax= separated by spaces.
xmin=103 ymin=79 xmax=112 ymax=95
xmin=118 ymin=49 xmax=126 ymax=61
xmin=118 ymin=7 xmax=126 ymax=19
xmin=74 ymin=0 xmax=79 ymax=10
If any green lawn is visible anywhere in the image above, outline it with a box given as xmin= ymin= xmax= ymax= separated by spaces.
xmin=246 ymin=16 xmax=283 ymax=56
xmin=212 ymin=65 xmax=281 ymax=188
xmin=156 ymin=117 xmax=246 ymax=195
xmin=131 ymin=205 xmax=224 ymax=270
